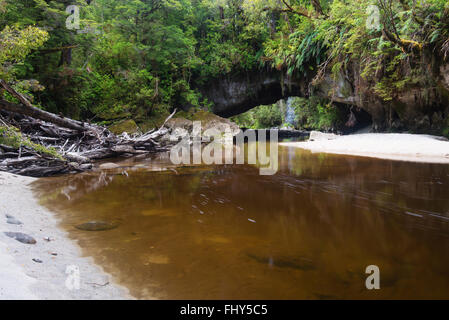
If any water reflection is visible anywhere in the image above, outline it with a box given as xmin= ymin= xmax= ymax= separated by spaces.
xmin=33 ymin=147 xmax=449 ymax=299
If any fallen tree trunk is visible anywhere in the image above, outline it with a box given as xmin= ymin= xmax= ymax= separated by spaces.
xmin=0 ymin=79 xmax=86 ymax=131
xmin=0 ymin=105 xmax=179 ymax=176
xmin=0 ymin=79 xmax=181 ymax=176
xmin=0 ymin=99 xmax=86 ymax=132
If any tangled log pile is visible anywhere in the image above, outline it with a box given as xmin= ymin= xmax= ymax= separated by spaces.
xmin=0 ymin=81 xmax=177 ymax=177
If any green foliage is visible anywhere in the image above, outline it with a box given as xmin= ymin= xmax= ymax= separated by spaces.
xmin=260 ymin=0 xmax=449 ymax=103
xmin=1 ymin=0 xmax=448 ymax=133
xmin=0 ymin=0 xmax=269 ymax=122
xmin=292 ymin=97 xmax=340 ymax=131
xmin=0 ymin=25 xmax=48 ymax=80
xmin=231 ymin=103 xmax=283 ymax=128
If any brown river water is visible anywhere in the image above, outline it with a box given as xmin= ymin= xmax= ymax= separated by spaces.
xmin=32 ymin=144 xmax=449 ymax=299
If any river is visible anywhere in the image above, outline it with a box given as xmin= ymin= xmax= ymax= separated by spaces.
xmin=33 ymin=143 xmax=449 ymax=299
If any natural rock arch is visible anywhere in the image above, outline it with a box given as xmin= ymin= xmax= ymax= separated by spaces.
xmin=198 ymin=65 xmax=449 ymax=135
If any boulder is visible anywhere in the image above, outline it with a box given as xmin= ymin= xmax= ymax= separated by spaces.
xmin=165 ymin=118 xmax=193 ymax=131
xmin=309 ymin=131 xmax=340 ymax=142
xmin=108 ymin=119 xmax=139 ymax=135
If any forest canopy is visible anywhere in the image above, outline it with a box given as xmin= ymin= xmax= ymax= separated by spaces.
xmin=1 ymin=0 xmax=448 ymax=131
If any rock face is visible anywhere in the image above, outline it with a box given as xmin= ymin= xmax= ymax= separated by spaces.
xmin=199 ymin=63 xmax=449 ymax=135
xmin=198 ymin=70 xmax=302 ymax=118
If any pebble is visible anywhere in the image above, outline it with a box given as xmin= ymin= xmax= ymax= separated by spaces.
xmin=4 ymin=232 xmax=37 ymax=244
xmin=5 ymin=214 xmax=22 ymax=225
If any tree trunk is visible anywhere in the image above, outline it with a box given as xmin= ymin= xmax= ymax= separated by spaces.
xmin=0 ymin=79 xmax=86 ymax=131
xmin=0 ymin=99 xmax=86 ymax=131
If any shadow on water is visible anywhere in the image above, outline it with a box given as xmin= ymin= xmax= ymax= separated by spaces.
xmin=32 ymin=146 xmax=449 ymax=299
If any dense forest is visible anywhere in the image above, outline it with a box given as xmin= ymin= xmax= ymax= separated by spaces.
xmin=1 ymin=0 xmax=449 ymax=135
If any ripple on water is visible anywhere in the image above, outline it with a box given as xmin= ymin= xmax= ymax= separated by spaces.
xmin=32 ymin=147 xmax=449 ymax=299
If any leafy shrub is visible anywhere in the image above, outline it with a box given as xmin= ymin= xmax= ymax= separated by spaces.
xmin=292 ymin=97 xmax=341 ymax=131
xmin=231 ymin=103 xmax=283 ymax=129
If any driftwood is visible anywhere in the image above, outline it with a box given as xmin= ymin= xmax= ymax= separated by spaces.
xmin=0 ymin=100 xmax=86 ymax=132
xmin=0 ymin=80 xmax=87 ymax=131
xmin=0 ymin=80 xmax=179 ymax=177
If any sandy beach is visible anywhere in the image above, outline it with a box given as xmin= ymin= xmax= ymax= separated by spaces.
xmin=280 ymin=132 xmax=449 ymax=163
xmin=0 ymin=171 xmax=132 ymax=300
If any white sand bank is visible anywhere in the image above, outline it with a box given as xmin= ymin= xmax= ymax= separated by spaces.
xmin=280 ymin=133 xmax=449 ymax=163
xmin=0 ymin=172 xmax=132 ymax=300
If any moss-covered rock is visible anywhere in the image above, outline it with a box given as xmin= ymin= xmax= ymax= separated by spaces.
xmin=165 ymin=117 xmax=193 ymax=131
xmin=97 ymin=106 xmax=132 ymax=121
xmin=171 ymin=110 xmax=240 ymax=135
xmin=108 ymin=119 xmax=139 ymax=135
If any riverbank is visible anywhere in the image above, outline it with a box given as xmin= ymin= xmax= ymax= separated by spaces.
xmin=0 ymin=171 xmax=132 ymax=299
xmin=280 ymin=132 xmax=449 ymax=163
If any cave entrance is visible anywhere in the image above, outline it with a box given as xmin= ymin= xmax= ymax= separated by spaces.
xmin=336 ymin=103 xmax=373 ymax=134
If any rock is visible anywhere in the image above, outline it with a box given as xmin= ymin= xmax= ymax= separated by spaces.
xmin=5 ymin=214 xmax=21 ymax=224
xmin=4 ymin=232 xmax=36 ymax=244
xmin=166 ymin=118 xmax=193 ymax=131
xmin=309 ymin=131 xmax=340 ymax=142
xmin=169 ymin=127 xmax=190 ymax=142
xmin=200 ymin=69 xmax=299 ymax=117
xmin=80 ymin=163 xmax=93 ymax=170
xmin=193 ymin=111 xmax=240 ymax=136
xmin=108 ymin=119 xmax=139 ymax=135
xmin=168 ymin=111 xmax=240 ymax=137
xmin=99 ymin=162 xmax=120 ymax=170
xmin=75 ymin=221 xmax=119 ymax=231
